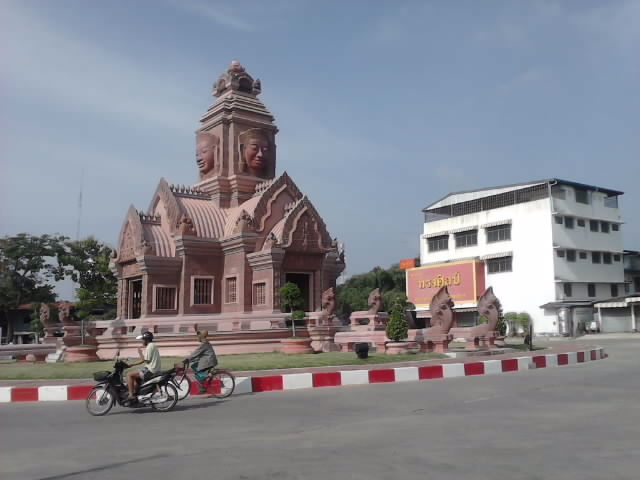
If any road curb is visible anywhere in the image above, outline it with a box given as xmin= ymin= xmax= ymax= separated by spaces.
xmin=0 ymin=347 xmax=606 ymax=404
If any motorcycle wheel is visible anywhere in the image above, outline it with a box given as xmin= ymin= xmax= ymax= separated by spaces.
xmin=150 ymin=383 xmax=178 ymax=412
xmin=86 ymin=386 xmax=115 ymax=416
xmin=174 ymin=375 xmax=192 ymax=400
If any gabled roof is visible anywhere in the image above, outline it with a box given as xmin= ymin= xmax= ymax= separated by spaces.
xmin=424 ymin=178 xmax=624 ymax=211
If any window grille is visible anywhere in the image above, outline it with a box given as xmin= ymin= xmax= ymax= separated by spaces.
xmin=588 ymin=284 xmax=596 ymax=297
xmin=564 ymin=217 xmax=574 ymax=229
xmin=428 ymin=235 xmax=449 ymax=252
xmin=579 ymin=252 xmax=587 ymax=259
xmin=592 ymin=252 xmax=601 ymax=264
xmin=601 ymin=222 xmax=610 ymax=233
xmin=611 ymin=284 xmax=618 ymax=297
xmin=564 ymin=283 xmax=572 ymax=297
xmin=487 ymin=224 xmax=511 ymax=243
xmin=612 ymin=224 xmax=619 ymax=231
xmin=566 ymin=250 xmax=576 ymax=262
xmin=577 ymin=219 xmax=585 ymax=227
xmin=613 ymin=254 xmax=621 ymax=262
xmin=603 ymin=252 xmax=612 ymax=264
xmin=575 ymin=189 xmax=589 ymax=204
xmin=487 ymin=256 xmax=512 ymax=274
xmin=155 ymin=287 xmax=176 ymax=310
xmin=253 ymin=283 xmax=266 ymax=305
xmin=557 ymin=250 xmax=565 ymax=258
xmin=554 ymin=216 xmax=563 ymax=225
xmin=604 ymin=196 xmax=618 ymax=208
xmin=225 ymin=277 xmax=237 ymax=304
xmin=590 ymin=220 xmax=599 ymax=232
xmin=454 ymin=230 xmax=477 ymax=248
xmin=193 ymin=278 xmax=213 ymax=305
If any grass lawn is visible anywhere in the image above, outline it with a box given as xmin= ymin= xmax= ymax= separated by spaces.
xmin=0 ymin=352 xmax=447 ymax=380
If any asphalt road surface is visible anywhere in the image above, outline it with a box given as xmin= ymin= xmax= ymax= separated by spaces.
xmin=1 ymin=337 xmax=639 ymax=480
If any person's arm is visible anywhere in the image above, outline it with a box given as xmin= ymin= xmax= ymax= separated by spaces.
xmin=127 ymin=347 xmax=147 ymax=367
xmin=187 ymin=343 xmax=206 ymax=363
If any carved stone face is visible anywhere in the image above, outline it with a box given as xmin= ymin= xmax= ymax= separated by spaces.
xmin=196 ymin=137 xmax=217 ymax=177
xmin=434 ymin=298 xmax=454 ymax=330
xmin=244 ymin=137 xmax=269 ymax=175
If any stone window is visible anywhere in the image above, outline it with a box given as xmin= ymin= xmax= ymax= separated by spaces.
xmin=225 ymin=277 xmax=237 ymax=304
xmin=455 ymin=230 xmax=477 ymax=248
xmin=611 ymin=284 xmax=618 ymax=297
xmin=577 ymin=219 xmax=585 ymax=227
xmin=588 ymin=283 xmax=596 ymax=297
xmin=566 ymin=250 xmax=576 ymax=262
xmin=601 ymin=221 xmax=610 ymax=233
xmin=428 ymin=235 xmax=449 ymax=252
xmin=592 ymin=252 xmax=601 ymax=264
xmin=192 ymin=277 xmax=213 ymax=305
xmin=487 ymin=256 xmax=512 ymax=274
xmin=564 ymin=283 xmax=572 ymax=297
xmin=575 ymin=189 xmax=589 ymax=204
xmin=154 ymin=286 xmax=177 ymax=311
xmin=253 ymin=282 xmax=266 ymax=305
xmin=486 ymin=224 xmax=511 ymax=243
xmin=590 ymin=220 xmax=599 ymax=232
xmin=603 ymin=252 xmax=612 ymax=264
xmin=564 ymin=217 xmax=574 ymax=229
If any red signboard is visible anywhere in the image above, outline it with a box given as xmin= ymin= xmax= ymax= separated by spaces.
xmin=399 ymin=258 xmax=416 ymax=270
xmin=406 ymin=260 xmax=485 ymax=307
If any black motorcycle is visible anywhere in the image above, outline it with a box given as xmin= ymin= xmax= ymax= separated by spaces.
xmin=86 ymin=350 xmax=179 ymax=416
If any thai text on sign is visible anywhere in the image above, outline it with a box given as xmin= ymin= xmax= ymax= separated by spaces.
xmin=406 ymin=260 xmax=485 ymax=307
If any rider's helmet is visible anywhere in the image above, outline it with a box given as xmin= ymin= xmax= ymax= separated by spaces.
xmin=136 ymin=331 xmax=154 ymax=342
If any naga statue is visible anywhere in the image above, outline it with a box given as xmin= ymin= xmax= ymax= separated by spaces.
xmin=321 ymin=287 xmax=336 ymax=317
xmin=426 ymin=286 xmax=455 ymax=335
xmin=367 ymin=288 xmax=384 ymax=315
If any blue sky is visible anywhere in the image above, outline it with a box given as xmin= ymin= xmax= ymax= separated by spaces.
xmin=1 ymin=0 xmax=638 ymax=299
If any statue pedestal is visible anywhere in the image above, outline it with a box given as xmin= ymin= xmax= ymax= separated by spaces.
xmin=63 ymin=323 xmax=98 ymax=348
xmin=334 ymin=330 xmax=389 ymax=353
xmin=43 ymin=324 xmax=63 ymax=347
xmin=307 ymin=326 xmax=341 ymax=353
xmin=408 ymin=328 xmax=453 ymax=353
xmin=349 ymin=312 xmax=389 ymax=331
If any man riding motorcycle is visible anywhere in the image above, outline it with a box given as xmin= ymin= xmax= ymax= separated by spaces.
xmin=127 ymin=331 xmax=161 ymax=400
xmin=185 ymin=327 xmax=218 ymax=394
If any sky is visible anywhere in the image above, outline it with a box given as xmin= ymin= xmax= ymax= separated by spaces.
xmin=1 ymin=0 xmax=639 ymax=300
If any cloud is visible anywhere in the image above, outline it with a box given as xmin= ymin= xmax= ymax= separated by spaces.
xmin=165 ymin=0 xmax=255 ymax=31
xmin=1 ymin=2 xmax=200 ymax=133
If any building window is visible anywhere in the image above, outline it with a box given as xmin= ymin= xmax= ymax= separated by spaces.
xmin=604 ymin=196 xmax=618 ymax=208
xmin=588 ymin=284 xmax=596 ymax=297
xmin=635 ymin=277 xmax=640 ymax=293
xmin=601 ymin=222 xmax=610 ymax=233
xmin=192 ymin=277 xmax=213 ymax=305
xmin=566 ymin=250 xmax=576 ymax=262
xmin=253 ymin=282 xmax=266 ymax=305
xmin=589 ymin=220 xmax=599 ymax=232
xmin=428 ymin=235 xmax=449 ymax=252
xmin=487 ymin=256 xmax=512 ymax=274
xmin=612 ymin=224 xmax=619 ymax=231
xmin=225 ymin=277 xmax=237 ymax=304
xmin=554 ymin=216 xmax=563 ymax=225
xmin=577 ymin=219 xmax=585 ymax=227
xmin=551 ymin=186 xmax=566 ymax=199
xmin=564 ymin=283 xmax=572 ymax=297
xmin=564 ymin=217 xmax=574 ymax=229
xmin=592 ymin=252 xmax=601 ymax=264
xmin=575 ymin=189 xmax=589 ymax=204
xmin=557 ymin=250 xmax=565 ymax=258
xmin=611 ymin=284 xmax=618 ymax=297
xmin=154 ymin=286 xmax=177 ymax=310
xmin=486 ymin=224 xmax=511 ymax=243
xmin=603 ymin=252 xmax=612 ymax=264
xmin=613 ymin=254 xmax=621 ymax=262
xmin=579 ymin=251 xmax=587 ymax=259
xmin=455 ymin=230 xmax=477 ymax=248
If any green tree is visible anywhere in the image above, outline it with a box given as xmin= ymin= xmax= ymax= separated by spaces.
xmin=386 ymin=300 xmax=409 ymax=342
xmin=0 ymin=234 xmax=65 ymax=340
xmin=279 ymin=282 xmax=304 ymax=337
xmin=56 ymin=237 xmax=117 ymax=320
xmin=336 ymin=263 xmax=409 ymax=317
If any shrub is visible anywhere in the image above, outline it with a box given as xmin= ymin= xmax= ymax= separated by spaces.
xmin=385 ymin=300 xmax=409 ymax=342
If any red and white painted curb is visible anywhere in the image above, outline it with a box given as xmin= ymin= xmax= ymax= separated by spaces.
xmin=0 ymin=347 xmax=606 ymax=403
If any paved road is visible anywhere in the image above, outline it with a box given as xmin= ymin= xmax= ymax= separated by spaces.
xmin=1 ymin=337 xmax=639 ymax=480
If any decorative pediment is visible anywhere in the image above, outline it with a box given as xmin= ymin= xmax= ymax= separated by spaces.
xmin=117 ymin=206 xmax=145 ymax=262
xmin=280 ymin=197 xmax=333 ymax=252
xmin=148 ymin=178 xmax=184 ymax=235
xmin=253 ymin=172 xmax=303 ymax=233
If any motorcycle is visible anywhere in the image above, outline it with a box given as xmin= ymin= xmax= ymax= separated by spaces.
xmin=86 ymin=350 xmax=179 ymax=416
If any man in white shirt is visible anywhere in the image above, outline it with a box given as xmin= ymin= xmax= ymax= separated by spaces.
xmin=127 ymin=331 xmax=161 ymax=400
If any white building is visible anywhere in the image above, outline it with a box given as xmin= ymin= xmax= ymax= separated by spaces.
xmin=417 ymin=179 xmax=625 ymax=335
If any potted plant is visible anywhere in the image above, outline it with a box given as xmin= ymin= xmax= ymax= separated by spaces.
xmin=385 ymin=300 xmax=410 ymax=355
xmin=279 ymin=282 xmax=312 ymax=354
